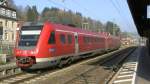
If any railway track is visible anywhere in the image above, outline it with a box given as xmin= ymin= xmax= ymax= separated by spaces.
xmin=0 ymin=63 xmax=22 ymax=80
xmin=63 ymin=47 xmax=136 ymax=84
xmin=0 ymin=72 xmax=37 ymax=84
xmin=107 ymin=47 xmax=139 ymax=84
xmin=0 ymin=68 xmax=59 ymax=84
xmin=0 ymin=47 xmax=137 ymax=84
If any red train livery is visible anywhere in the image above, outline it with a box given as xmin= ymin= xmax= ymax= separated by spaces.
xmin=14 ymin=21 xmax=121 ymax=69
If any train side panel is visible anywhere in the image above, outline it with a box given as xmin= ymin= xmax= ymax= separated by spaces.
xmin=14 ymin=22 xmax=121 ymax=69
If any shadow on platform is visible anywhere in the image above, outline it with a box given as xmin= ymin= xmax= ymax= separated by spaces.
xmin=136 ymin=46 xmax=150 ymax=84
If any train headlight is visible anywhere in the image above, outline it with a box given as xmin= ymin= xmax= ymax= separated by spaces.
xmin=17 ymin=51 xmax=21 ymax=54
xmin=30 ymin=51 xmax=37 ymax=54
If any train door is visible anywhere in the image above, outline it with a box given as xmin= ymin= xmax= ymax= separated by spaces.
xmin=105 ymin=37 xmax=108 ymax=51
xmin=74 ymin=33 xmax=79 ymax=54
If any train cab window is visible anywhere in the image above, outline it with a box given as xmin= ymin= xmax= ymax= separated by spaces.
xmin=60 ymin=34 xmax=66 ymax=44
xmin=48 ymin=31 xmax=55 ymax=44
xmin=68 ymin=35 xmax=72 ymax=44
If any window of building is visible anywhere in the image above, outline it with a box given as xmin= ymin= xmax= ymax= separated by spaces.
xmin=0 ymin=27 xmax=3 ymax=35
xmin=0 ymin=8 xmax=2 ymax=15
xmin=12 ymin=32 xmax=14 ymax=41
xmin=0 ymin=21 xmax=2 ymax=26
xmin=6 ymin=10 xmax=10 ymax=17
xmin=0 ymin=35 xmax=2 ymax=40
xmin=12 ymin=12 xmax=16 ymax=19
xmin=5 ymin=20 xmax=7 ymax=27
xmin=68 ymin=35 xmax=72 ymax=44
xmin=60 ymin=34 xmax=66 ymax=44
xmin=14 ymin=12 xmax=16 ymax=18
xmin=12 ymin=21 xmax=14 ymax=28
xmin=0 ymin=21 xmax=3 ymax=40
xmin=48 ymin=31 xmax=55 ymax=44
xmin=2 ymin=8 xmax=5 ymax=15
xmin=5 ymin=32 xmax=8 ymax=40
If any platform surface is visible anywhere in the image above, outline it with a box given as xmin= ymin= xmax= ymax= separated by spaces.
xmin=136 ymin=46 xmax=150 ymax=84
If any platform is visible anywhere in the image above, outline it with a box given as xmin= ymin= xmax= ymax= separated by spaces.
xmin=135 ymin=46 xmax=150 ymax=84
xmin=110 ymin=46 xmax=150 ymax=84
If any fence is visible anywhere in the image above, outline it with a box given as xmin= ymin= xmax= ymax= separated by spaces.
xmin=0 ymin=45 xmax=14 ymax=55
xmin=0 ymin=41 xmax=15 ymax=55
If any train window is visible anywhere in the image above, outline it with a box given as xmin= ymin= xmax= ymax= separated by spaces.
xmin=87 ymin=37 xmax=89 ymax=43
xmin=94 ymin=38 xmax=96 ymax=42
xmin=48 ymin=31 xmax=55 ymax=44
xmin=90 ymin=37 xmax=93 ymax=43
xmin=83 ymin=36 xmax=88 ymax=43
xmin=92 ymin=37 xmax=94 ymax=43
xmin=89 ymin=37 xmax=91 ymax=43
xmin=98 ymin=38 xmax=100 ymax=42
xmin=83 ymin=37 xmax=86 ymax=43
xmin=96 ymin=38 xmax=98 ymax=43
xmin=60 ymin=34 xmax=66 ymax=44
xmin=68 ymin=35 xmax=72 ymax=44
xmin=98 ymin=38 xmax=101 ymax=42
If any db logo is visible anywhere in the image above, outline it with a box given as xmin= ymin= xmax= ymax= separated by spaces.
xmin=49 ymin=48 xmax=56 ymax=52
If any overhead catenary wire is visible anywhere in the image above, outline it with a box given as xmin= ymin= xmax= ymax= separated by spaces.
xmin=115 ymin=0 xmax=133 ymax=28
xmin=48 ymin=0 xmax=103 ymax=31
xmin=48 ymin=0 xmax=70 ymax=10
xmin=71 ymin=0 xmax=96 ymax=17
xmin=48 ymin=0 xmax=130 ymax=32
xmin=108 ymin=0 xmax=132 ymax=29
xmin=70 ymin=0 xmax=104 ymax=31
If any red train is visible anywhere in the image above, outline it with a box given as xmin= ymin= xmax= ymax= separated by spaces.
xmin=14 ymin=21 xmax=121 ymax=69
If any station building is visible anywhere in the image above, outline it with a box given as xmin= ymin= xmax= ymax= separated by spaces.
xmin=0 ymin=4 xmax=17 ymax=46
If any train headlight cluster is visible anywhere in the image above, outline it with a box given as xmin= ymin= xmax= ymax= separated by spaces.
xmin=16 ymin=51 xmax=21 ymax=54
xmin=30 ymin=51 xmax=37 ymax=55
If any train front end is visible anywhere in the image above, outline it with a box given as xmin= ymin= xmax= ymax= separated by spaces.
xmin=14 ymin=22 xmax=44 ymax=69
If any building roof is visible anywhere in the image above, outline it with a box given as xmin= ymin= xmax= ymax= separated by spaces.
xmin=0 ymin=5 xmax=17 ymax=21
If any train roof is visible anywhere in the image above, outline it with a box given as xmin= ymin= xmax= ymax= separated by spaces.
xmin=51 ymin=23 xmax=120 ymax=39
xmin=51 ymin=23 xmax=106 ymax=37
xmin=21 ymin=21 xmax=119 ymax=38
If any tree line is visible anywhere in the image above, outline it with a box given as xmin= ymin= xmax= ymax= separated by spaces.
xmin=8 ymin=0 xmax=121 ymax=36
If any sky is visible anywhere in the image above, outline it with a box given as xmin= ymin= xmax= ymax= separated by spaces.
xmin=13 ymin=0 xmax=137 ymax=33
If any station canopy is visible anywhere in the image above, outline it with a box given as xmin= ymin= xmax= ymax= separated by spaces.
xmin=127 ymin=0 xmax=150 ymax=37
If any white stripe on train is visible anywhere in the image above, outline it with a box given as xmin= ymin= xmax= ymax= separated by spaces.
xmin=21 ymin=30 xmax=41 ymax=35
